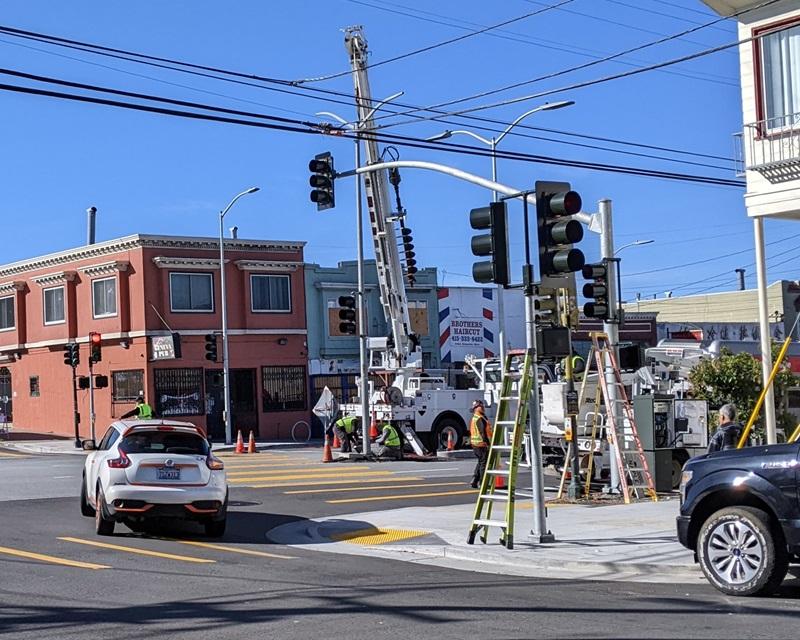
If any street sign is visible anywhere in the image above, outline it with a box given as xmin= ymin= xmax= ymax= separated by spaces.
xmin=312 ymin=386 xmax=338 ymax=420
xmin=150 ymin=334 xmax=178 ymax=361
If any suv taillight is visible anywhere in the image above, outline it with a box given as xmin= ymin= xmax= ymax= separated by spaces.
xmin=206 ymin=454 xmax=224 ymax=471
xmin=107 ymin=450 xmax=131 ymax=469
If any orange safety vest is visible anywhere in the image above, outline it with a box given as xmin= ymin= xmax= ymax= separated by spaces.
xmin=470 ymin=413 xmax=492 ymax=448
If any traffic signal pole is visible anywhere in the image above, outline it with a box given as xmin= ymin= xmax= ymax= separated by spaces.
xmin=72 ymin=364 xmax=80 ymax=448
xmin=88 ymin=357 xmax=96 ymax=442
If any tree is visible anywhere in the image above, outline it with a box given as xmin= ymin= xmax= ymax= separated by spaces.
xmin=689 ymin=342 xmax=797 ymax=442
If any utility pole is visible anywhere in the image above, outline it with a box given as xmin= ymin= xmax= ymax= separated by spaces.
xmin=88 ymin=357 xmax=96 ymax=442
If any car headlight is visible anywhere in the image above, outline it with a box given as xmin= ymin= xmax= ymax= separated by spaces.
xmin=679 ymin=469 xmax=693 ymax=502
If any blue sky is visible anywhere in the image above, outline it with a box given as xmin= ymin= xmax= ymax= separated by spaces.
xmin=0 ymin=0 xmax=795 ymax=301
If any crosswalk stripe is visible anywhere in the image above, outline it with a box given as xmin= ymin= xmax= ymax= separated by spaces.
xmin=226 ymin=466 xmax=378 ymax=477
xmin=58 ymin=537 xmax=215 ymax=563
xmin=246 ymin=476 xmax=424 ymax=489
xmin=225 ymin=463 xmax=325 ymax=474
xmin=284 ymin=481 xmax=465 ymax=495
xmin=0 ymin=544 xmax=109 ymax=570
xmin=228 ymin=470 xmax=395 ymax=484
xmin=174 ymin=540 xmax=296 ymax=559
xmin=327 ymin=489 xmax=477 ymax=504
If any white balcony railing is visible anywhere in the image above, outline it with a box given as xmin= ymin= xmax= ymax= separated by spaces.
xmin=740 ymin=113 xmax=800 ymax=183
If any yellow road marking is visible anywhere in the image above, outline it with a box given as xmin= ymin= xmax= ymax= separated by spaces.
xmin=58 ymin=537 xmax=215 ymax=564
xmin=173 ymin=540 xmax=295 ymax=559
xmin=331 ymin=527 xmax=429 ymax=545
xmin=0 ymin=451 xmax=28 ymax=458
xmin=327 ymin=489 xmax=477 ymax=504
xmin=226 ymin=465 xmax=383 ymax=477
xmin=247 ymin=476 xmax=424 ymax=489
xmin=225 ymin=463 xmax=332 ymax=475
xmin=228 ymin=470 xmax=394 ymax=484
xmin=285 ymin=481 xmax=465 ymax=495
xmin=0 ymin=544 xmax=109 ymax=570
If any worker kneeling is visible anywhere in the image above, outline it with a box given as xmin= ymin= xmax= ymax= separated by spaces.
xmin=333 ymin=414 xmax=361 ymax=453
xmin=374 ymin=422 xmax=402 ymax=460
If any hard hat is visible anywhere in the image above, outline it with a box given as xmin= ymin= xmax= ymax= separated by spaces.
xmin=471 ymin=399 xmax=485 ymax=410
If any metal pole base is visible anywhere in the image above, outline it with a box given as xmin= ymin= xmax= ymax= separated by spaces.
xmin=530 ymin=531 xmax=556 ymax=543
xmin=74 ymin=439 xmax=82 ymax=449
xmin=567 ymin=482 xmax=583 ymax=499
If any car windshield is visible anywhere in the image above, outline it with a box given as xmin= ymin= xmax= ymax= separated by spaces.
xmin=120 ymin=430 xmax=209 ymax=456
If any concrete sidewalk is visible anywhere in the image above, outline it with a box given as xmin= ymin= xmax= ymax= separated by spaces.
xmin=267 ymin=497 xmax=704 ymax=585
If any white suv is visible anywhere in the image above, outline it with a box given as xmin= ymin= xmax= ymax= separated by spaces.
xmin=81 ymin=420 xmax=228 ymax=537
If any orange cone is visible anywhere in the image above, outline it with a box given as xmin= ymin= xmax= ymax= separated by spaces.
xmin=332 ymin=431 xmax=341 ymax=448
xmin=446 ymin=429 xmax=456 ymax=451
xmin=369 ymin=414 xmax=379 ymax=440
xmin=247 ymin=431 xmax=256 ymax=454
xmin=235 ymin=430 xmax=245 ymax=454
xmin=495 ymin=470 xmax=506 ymax=490
xmin=322 ymin=434 xmax=333 ymax=463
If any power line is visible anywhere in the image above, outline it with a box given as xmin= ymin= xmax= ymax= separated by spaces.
xmin=370 ymin=0 xmax=781 ymax=128
xmin=294 ymin=0 xmax=576 ymax=84
xmin=600 ymin=0 xmax=737 ymax=33
xmin=0 ymin=23 xmax=735 ymax=165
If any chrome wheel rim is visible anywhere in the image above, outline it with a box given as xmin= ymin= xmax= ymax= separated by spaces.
xmin=707 ymin=520 xmax=764 ymax=584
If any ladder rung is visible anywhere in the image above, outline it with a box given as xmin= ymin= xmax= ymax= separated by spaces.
xmin=499 ymin=396 xmax=519 ymax=400
xmin=480 ymin=494 xmax=509 ymax=502
xmin=495 ymin=420 xmax=517 ymax=425
xmin=486 ymin=469 xmax=510 ymax=476
xmin=473 ymin=519 xmax=508 ymax=528
xmin=491 ymin=445 xmax=513 ymax=451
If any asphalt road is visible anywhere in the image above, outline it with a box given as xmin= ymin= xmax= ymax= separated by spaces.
xmin=1 ymin=447 xmax=798 ymax=639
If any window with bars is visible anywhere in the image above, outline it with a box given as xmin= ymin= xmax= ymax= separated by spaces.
xmin=154 ymin=368 xmax=204 ymax=416
xmin=262 ymin=365 xmax=306 ymax=412
xmin=112 ymin=370 xmax=144 ymax=403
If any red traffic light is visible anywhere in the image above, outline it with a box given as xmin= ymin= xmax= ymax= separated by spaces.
xmin=90 ymin=332 xmax=101 ymax=344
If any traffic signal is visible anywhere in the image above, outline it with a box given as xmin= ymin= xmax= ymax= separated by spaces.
xmin=94 ymin=375 xmax=109 ymax=389
xmin=533 ymin=288 xmax=558 ymax=324
xmin=582 ymin=261 xmax=610 ymax=320
xmin=338 ymin=295 xmax=357 ymax=336
xmin=309 ymin=152 xmax=335 ymax=210
xmin=89 ymin=332 xmax=102 ymax=364
xmin=469 ymin=201 xmax=509 ymax=286
xmin=77 ymin=376 xmax=91 ymax=390
xmin=204 ymin=334 xmax=218 ymax=362
xmin=63 ymin=343 xmax=79 ymax=367
xmin=535 ymin=181 xmax=585 ymax=278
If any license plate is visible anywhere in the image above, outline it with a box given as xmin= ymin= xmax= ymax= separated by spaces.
xmin=157 ymin=467 xmax=181 ymax=480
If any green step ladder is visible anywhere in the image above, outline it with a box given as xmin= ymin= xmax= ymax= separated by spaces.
xmin=467 ymin=350 xmax=534 ymax=550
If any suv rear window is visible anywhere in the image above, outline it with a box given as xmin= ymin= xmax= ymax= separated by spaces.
xmin=120 ymin=431 xmax=209 ymax=456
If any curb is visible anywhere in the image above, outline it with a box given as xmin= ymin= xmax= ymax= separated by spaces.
xmin=0 ymin=442 xmax=87 ymax=456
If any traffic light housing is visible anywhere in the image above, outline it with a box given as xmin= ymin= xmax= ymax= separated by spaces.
xmin=535 ymin=181 xmax=584 ymax=278
xmin=309 ymin=152 xmax=335 ymax=210
xmin=89 ymin=332 xmax=102 ymax=364
xmin=94 ymin=375 xmax=109 ymax=389
xmin=582 ymin=261 xmax=610 ymax=320
xmin=470 ymin=201 xmax=509 ymax=286
xmin=338 ymin=295 xmax=357 ymax=336
xmin=533 ymin=287 xmax=558 ymax=324
xmin=63 ymin=343 xmax=79 ymax=367
xmin=204 ymin=334 xmax=218 ymax=362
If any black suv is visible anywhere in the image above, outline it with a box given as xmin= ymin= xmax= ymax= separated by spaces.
xmin=677 ymin=442 xmax=799 ymax=596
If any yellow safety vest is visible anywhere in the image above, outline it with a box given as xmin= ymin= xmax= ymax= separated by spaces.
xmin=470 ymin=413 xmax=491 ymax=448
xmin=381 ymin=424 xmax=401 ymax=448
xmin=137 ymin=403 xmax=153 ymax=419
xmin=335 ymin=416 xmax=358 ymax=433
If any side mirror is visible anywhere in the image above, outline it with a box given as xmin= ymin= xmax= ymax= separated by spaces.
xmin=82 ymin=439 xmax=96 ymax=451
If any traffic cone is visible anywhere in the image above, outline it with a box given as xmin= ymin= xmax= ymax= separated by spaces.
xmin=322 ymin=434 xmax=333 ymax=463
xmin=235 ymin=430 xmax=245 ymax=454
xmin=446 ymin=429 xmax=456 ymax=451
xmin=495 ymin=469 xmax=506 ymax=490
xmin=247 ymin=431 xmax=256 ymax=454
xmin=369 ymin=414 xmax=379 ymax=440
xmin=332 ymin=431 xmax=341 ymax=449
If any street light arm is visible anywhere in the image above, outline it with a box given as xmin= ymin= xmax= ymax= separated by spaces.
xmin=444 ymin=129 xmax=494 ymax=147
xmin=316 ymin=111 xmax=351 ymax=128
xmin=220 ymin=187 xmax=259 ymax=221
xmin=495 ymin=100 xmax=575 ymax=146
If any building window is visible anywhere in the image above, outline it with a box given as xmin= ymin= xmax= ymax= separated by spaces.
xmin=0 ymin=296 xmax=13 ymax=331
xmin=262 ymin=365 xmax=306 ymax=412
xmin=169 ymin=273 xmax=213 ymax=313
xmin=408 ymin=300 xmax=429 ymax=336
xmin=759 ymin=21 xmax=800 ymax=129
xmin=112 ymin=370 xmax=144 ymax=403
xmin=92 ymin=277 xmax=117 ymax=318
xmin=154 ymin=368 xmax=204 ymax=416
xmin=29 ymin=376 xmax=40 ymax=397
xmin=251 ymin=274 xmax=291 ymax=312
xmin=43 ymin=286 xmax=65 ymax=325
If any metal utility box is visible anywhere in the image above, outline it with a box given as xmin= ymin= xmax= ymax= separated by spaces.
xmin=644 ymin=450 xmax=675 ymax=493
xmin=634 ymin=395 xmax=675 ymax=451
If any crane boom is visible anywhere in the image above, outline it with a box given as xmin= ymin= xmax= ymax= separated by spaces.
xmin=345 ymin=26 xmax=417 ymax=369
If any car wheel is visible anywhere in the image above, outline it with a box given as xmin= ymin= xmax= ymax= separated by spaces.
xmin=433 ymin=417 xmax=464 ymax=451
xmin=80 ymin=475 xmax=95 ymax=517
xmin=204 ymin=518 xmax=226 ymax=538
xmin=94 ymin=485 xmax=115 ymax=536
xmin=671 ymin=451 xmax=689 ymax=490
xmin=697 ymin=506 xmax=788 ymax=596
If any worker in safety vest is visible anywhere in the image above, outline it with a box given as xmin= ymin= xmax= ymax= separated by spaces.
xmin=374 ymin=422 xmax=402 ymax=460
xmin=469 ymin=399 xmax=492 ymax=488
xmin=121 ymin=392 xmax=154 ymax=420
xmin=558 ymin=351 xmax=586 ymax=381
xmin=332 ymin=414 xmax=360 ymax=453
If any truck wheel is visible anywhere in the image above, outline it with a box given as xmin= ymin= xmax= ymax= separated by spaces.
xmin=697 ymin=506 xmax=788 ymax=596
xmin=671 ymin=451 xmax=689 ymax=490
xmin=433 ymin=418 xmax=464 ymax=451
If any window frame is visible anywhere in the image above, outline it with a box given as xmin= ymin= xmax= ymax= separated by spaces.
xmin=250 ymin=274 xmax=292 ymax=314
xmin=261 ymin=365 xmax=307 ymax=413
xmin=111 ymin=369 xmax=144 ymax=404
xmin=168 ymin=272 xmax=215 ymax=314
xmin=29 ymin=376 xmax=40 ymax=398
xmin=753 ymin=16 xmax=800 ymax=136
xmin=91 ymin=276 xmax=118 ymax=319
xmin=153 ymin=367 xmax=205 ymax=416
xmin=43 ymin=285 xmax=66 ymax=326
xmin=0 ymin=295 xmax=14 ymax=332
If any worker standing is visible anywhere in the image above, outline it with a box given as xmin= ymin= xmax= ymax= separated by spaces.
xmin=469 ymin=399 xmax=492 ymax=488
xmin=121 ymin=392 xmax=154 ymax=420
xmin=332 ymin=413 xmax=360 ymax=453
xmin=374 ymin=422 xmax=402 ymax=460
xmin=708 ymin=403 xmax=743 ymax=453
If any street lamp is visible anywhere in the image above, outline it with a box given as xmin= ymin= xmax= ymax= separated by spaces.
xmin=219 ymin=186 xmax=259 ymax=445
xmin=425 ymin=100 xmax=575 ymax=363
xmin=613 ymin=239 xmax=654 ymax=304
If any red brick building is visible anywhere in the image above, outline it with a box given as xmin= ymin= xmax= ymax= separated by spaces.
xmin=0 ymin=234 xmax=309 ymax=440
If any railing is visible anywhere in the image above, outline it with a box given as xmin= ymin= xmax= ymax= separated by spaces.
xmin=740 ymin=112 xmax=800 ymax=182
